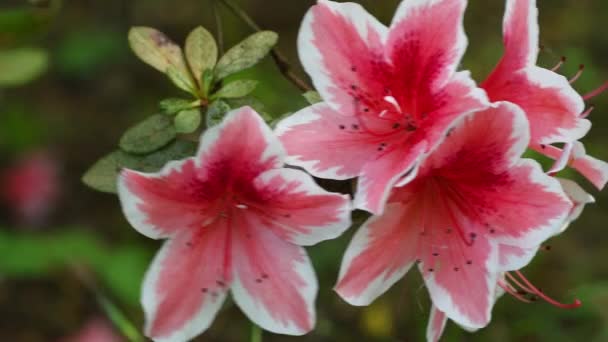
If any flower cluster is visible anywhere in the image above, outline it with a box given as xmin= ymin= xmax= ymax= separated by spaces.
xmin=115 ymin=0 xmax=607 ymax=341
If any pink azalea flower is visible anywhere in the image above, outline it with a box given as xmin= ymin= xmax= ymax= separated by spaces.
xmin=59 ymin=317 xmax=122 ymax=342
xmin=276 ymin=0 xmax=489 ymax=214
xmin=1 ymin=151 xmax=60 ymax=225
xmin=117 ymin=107 xmax=352 ymax=340
xmin=426 ymin=178 xmax=592 ymax=341
xmin=481 ymin=0 xmax=608 ymax=189
xmin=335 ymin=102 xmax=573 ymax=330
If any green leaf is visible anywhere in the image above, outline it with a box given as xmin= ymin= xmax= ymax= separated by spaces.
xmin=0 ymin=48 xmax=48 ymax=87
xmin=82 ymin=140 xmax=197 ymax=194
xmin=201 ymin=68 xmax=214 ymax=97
xmin=119 ymin=114 xmax=176 ymax=154
xmin=167 ymin=65 xmax=197 ymax=94
xmin=212 ymin=80 xmax=258 ymax=99
xmin=303 ymin=91 xmax=322 ymax=105
xmin=159 ymin=98 xmax=197 ymax=115
xmin=128 ymin=27 xmax=195 ymax=91
xmin=185 ymin=26 xmax=218 ymax=85
xmin=206 ymin=100 xmax=231 ymax=127
xmin=174 ymin=109 xmax=202 ymax=134
xmin=214 ymin=31 xmax=278 ymax=79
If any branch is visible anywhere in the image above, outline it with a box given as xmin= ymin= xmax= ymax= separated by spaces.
xmin=218 ymin=0 xmax=312 ymax=92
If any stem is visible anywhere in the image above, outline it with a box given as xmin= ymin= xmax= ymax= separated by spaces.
xmin=71 ymin=264 xmax=145 ymax=342
xmin=217 ymin=0 xmax=313 ymax=92
xmin=212 ymin=0 xmax=224 ymax=55
xmin=250 ymin=323 xmax=263 ymax=342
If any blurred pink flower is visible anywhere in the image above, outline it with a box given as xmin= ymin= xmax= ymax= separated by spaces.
xmin=481 ymin=0 xmax=608 ymax=189
xmin=276 ymin=0 xmax=489 ymax=214
xmin=117 ymin=107 xmax=351 ymax=340
xmin=2 ymin=151 xmax=60 ymax=224
xmin=336 ymin=103 xmax=573 ymax=331
xmin=60 ymin=317 xmax=121 ymax=342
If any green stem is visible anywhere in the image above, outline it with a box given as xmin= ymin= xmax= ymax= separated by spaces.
xmin=217 ymin=0 xmax=312 ymax=92
xmin=212 ymin=0 xmax=225 ymax=55
xmin=250 ymin=323 xmax=263 ymax=342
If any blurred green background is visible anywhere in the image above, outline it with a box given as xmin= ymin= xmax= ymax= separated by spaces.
xmin=1 ymin=0 xmax=607 ymax=341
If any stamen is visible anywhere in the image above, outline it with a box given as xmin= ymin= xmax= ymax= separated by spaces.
xmin=547 ymin=142 xmax=573 ymax=175
xmin=569 ymin=64 xmax=585 ymax=84
xmin=581 ymin=105 xmax=595 ymax=118
xmin=583 ymin=81 xmax=608 ymax=101
xmin=383 ymin=96 xmax=402 ymax=113
xmin=235 ymin=204 xmax=248 ymax=209
xmin=513 ymin=271 xmax=582 ymax=309
xmin=551 ymin=56 xmax=567 ymax=72
xmin=379 ymin=110 xmax=388 ymax=118
xmin=498 ymin=281 xmax=533 ymax=303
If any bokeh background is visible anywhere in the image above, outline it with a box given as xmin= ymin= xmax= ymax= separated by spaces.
xmin=1 ymin=0 xmax=607 ymax=341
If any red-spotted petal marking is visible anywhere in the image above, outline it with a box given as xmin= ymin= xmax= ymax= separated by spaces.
xmin=482 ymin=0 xmax=590 ymax=145
xmin=281 ymin=0 xmax=489 ymax=215
xmin=298 ymin=0 xmax=389 ymax=115
xmin=118 ymin=107 xmax=352 ymax=340
xmin=426 ymin=306 xmax=448 ymax=342
xmin=275 ymin=103 xmax=399 ymax=180
xmin=230 ymin=211 xmax=317 ymax=335
xmin=534 ymin=142 xmax=608 ymax=190
xmin=142 ymin=229 xmax=230 ymax=342
xmin=335 ymin=203 xmax=420 ymax=306
xmin=336 ymin=102 xmax=572 ymax=329
xmin=388 ymin=0 xmax=468 ymax=100
xmin=251 ymin=168 xmax=352 ymax=246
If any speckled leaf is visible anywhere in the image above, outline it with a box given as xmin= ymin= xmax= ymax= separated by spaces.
xmin=159 ymin=98 xmax=196 ymax=115
xmin=214 ymin=31 xmax=278 ymax=79
xmin=174 ymin=109 xmax=201 ymax=134
xmin=82 ymin=140 xmax=197 ymax=194
xmin=213 ymin=80 xmax=258 ymax=99
xmin=205 ymin=100 xmax=231 ymax=127
xmin=185 ymin=26 xmax=217 ymax=84
xmin=119 ymin=114 xmax=176 ymax=154
xmin=128 ymin=27 xmax=195 ymax=91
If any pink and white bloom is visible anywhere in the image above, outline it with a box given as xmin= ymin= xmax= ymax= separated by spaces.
xmin=1 ymin=151 xmax=60 ymax=225
xmin=481 ymin=0 xmax=608 ymax=189
xmin=335 ymin=102 xmax=573 ymax=330
xmin=117 ymin=107 xmax=352 ymax=341
xmin=276 ymin=0 xmax=489 ymax=214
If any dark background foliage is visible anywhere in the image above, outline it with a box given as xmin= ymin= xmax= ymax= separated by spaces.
xmin=1 ymin=0 xmax=607 ymax=341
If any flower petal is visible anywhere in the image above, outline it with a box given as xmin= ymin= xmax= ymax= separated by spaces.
xmin=536 ymin=143 xmax=608 ymax=190
xmin=142 ymin=228 xmax=230 ymax=341
xmin=355 ymin=141 xmax=427 ymax=214
xmin=426 ymin=306 xmax=448 ymax=342
xmin=250 ymin=168 xmax=352 ymax=246
xmin=422 ymin=234 xmax=499 ymax=329
xmin=117 ymin=106 xmax=285 ymax=240
xmin=497 ymin=244 xmax=539 ymax=272
xmin=118 ymin=161 xmax=215 ymax=240
xmin=335 ymin=203 xmax=419 ymax=306
xmin=422 ymin=103 xmax=571 ymax=248
xmin=499 ymin=0 xmax=539 ymax=72
xmin=231 ymin=212 xmax=317 ymax=335
xmin=275 ymin=103 xmax=397 ymax=180
xmin=484 ymin=66 xmax=589 ymax=145
xmin=197 ymin=106 xmax=285 ymax=179
xmin=388 ymin=0 xmax=467 ymax=95
xmin=558 ymin=178 xmax=595 ymax=229
xmin=298 ymin=0 xmax=389 ymax=114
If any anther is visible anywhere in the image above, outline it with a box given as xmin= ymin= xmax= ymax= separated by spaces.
xmin=551 ymin=56 xmax=567 ymax=72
